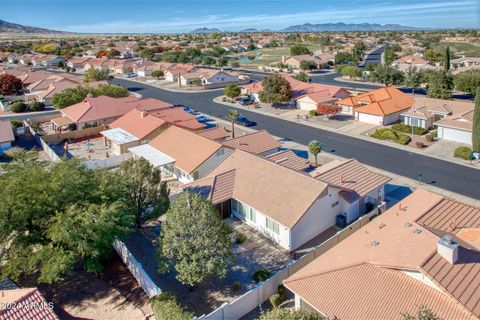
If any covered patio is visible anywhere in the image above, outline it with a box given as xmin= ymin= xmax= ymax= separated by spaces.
xmin=128 ymin=144 xmax=176 ymax=178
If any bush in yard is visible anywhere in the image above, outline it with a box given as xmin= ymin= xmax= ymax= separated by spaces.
xmin=150 ymin=292 xmax=193 ymax=320
xmin=232 ymin=281 xmax=241 ymax=291
xmin=84 ymin=68 xmax=111 ymax=82
xmin=371 ymin=128 xmax=410 ymax=145
xmin=93 ymin=84 xmax=129 ymax=98
xmin=259 ymin=74 xmax=292 ymax=104
xmin=234 ymin=232 xmax=247 ymax=244
xmin=391 ymin=123 xmax=427 ymax=135
xmin=252 ymin=269 xmax=271 ymax=283
xmin=260 ymin=308 xmax=325 ymax=320
xmin=454 ymin=146 xmax=472 ymax=160
xmin=29 ymin=101 xmax=45 ymax=112
xmin=10 ymin=101 xmax=27 ymax=113
xmin=151 ymin=70 xmax=164 ymax=78
xmin=269 ymin=293 xmax=283 ymax=308
xmin=317 ymin=104 xmax=342 ymax=119
xmin=425 ymin=134 xmax=433 ymax=142
xmin=309 ymin=109 xmax=318 ymax=117
xmin=431 ymin=130 xmax=438 ymax=138
xmin=415 ymin=141 xmax=424 ymax=148
xmin=10 ymin=120 xmax=23 ymax=128
xmin=0 ymin=74 xmax=23 ymax=95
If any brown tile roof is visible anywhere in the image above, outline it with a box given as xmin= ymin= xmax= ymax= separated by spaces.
xmin=109 ymin=109 xmax=166 ymax=140
xmin=402 ymin=97 xmax=474 ymax=120
xmin=197 ymin=126 xmax=230 ymax=141
xmin=185 ymin=169 xmax=236 ymax=204
xmin=0 ymin=287 xmax=59 ymax=319
xmin=221 ymin=130 xmax=281 ymax=155
xmin=206 ymin=150 xmax=328 ymax=228
xmin=337 ymin=87 xmax=414 ymax=116
xmin=149 ymin=126 xmax=223 ymax=173
xmin=265 ymin=149 xmax=310 ymax=171
xmin=435 ymin=111 xmax=474 ymax=131
xmin=60 ymin=96 xmax=139 ymax=123
xmin=310 ymin=159 xmax=391 ymax=197
xmin=0 ymin=120 xmax=15 ymax=144
xmin=284 ymin=189 xmax=480 ymax=320
xmin=286 ymin=263 xmax=472 ymax=320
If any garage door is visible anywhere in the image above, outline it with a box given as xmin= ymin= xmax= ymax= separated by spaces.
xmin=297 ymin=100 xmax=318 ymax=111
xmin=357 ymin=113 xmax=384 ymax=125
xmin=438 ymin=126 xmax=472 ymax=144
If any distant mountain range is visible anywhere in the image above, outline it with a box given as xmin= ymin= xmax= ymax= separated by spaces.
xmin=189 ymin=27 xmax=221 ymax=34
xmin=0 ymin=19 xmax=67 ymax=34
xmin=281 ymin=22 xmax=422 ymax=32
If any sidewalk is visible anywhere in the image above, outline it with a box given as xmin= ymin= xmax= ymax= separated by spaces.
xmin=212 ymin=96 xmax=480 ymax=170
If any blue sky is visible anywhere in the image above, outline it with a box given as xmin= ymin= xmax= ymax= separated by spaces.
xmin=1 ymin=0 xmax=478 ymax=33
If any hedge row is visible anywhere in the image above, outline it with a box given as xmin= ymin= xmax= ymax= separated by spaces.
xmin=371 ymin=128 xmax=411 ymax=145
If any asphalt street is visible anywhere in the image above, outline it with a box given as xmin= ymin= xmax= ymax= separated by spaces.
xmin=110 ymin=78 xmax=480 ymax=200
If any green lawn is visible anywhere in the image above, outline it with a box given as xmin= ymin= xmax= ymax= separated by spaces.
xmin=434 ymin=42 xmax=480 ymax=58
xmin=232 ymin=43 xmax=326 ymax=69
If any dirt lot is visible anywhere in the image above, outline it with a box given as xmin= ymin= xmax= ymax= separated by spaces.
xmin=19 ymin=256 xmax=152 ymax=320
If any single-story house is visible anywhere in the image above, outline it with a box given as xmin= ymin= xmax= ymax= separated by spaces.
xmin=0 ymin=284 xmax=59 ymax=319
xmin=451 ymin=57 xmax=480 ymax=70
xmin=392 ymin=55 xmax=437 ymax=72
xmin=336 ymin=87 xmax=414 ymax=125
xmin=0 ymin=120 xmax=15 ymax=155
xmin=186 ymin=150 xmax=388 ymax=251
xmin=135 ymin=126 xmax=233 ymax=183
xmin=282 ymin=55 xmax=327 ymax=70
xmin=67 ymin=57 xmax=90 ymax=70
xmin=401 ymin=97 xmax=474 ymax=130
xmin=55 ymin=95 xmax=140 ymax=130
xmin=284 ymin=189 xmax=480 ymax=320
xmin=221 ymin=130 xmax=281 ymax=156
xmin=309 ymin=158 xmax=390 ymax=223
xmin=164 ymin=65 xmax=197 ymax=82
xmin=196 ymin=126 xmax=230 ymax=142
xmin=435 ymin=110 xmax=474 ymax=145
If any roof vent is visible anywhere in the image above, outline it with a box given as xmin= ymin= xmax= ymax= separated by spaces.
xmin=378 ymin=223 xmax=386 ymax=229
xmin=437 ymin=235 xmax=458 ymax=265
xmin=371 ymin=240 xmax=380 ymax=247
xmin=413 ymin=228 xmax=422 ymax=234
xmin=404 ymin=222 xmax=413 ymax=228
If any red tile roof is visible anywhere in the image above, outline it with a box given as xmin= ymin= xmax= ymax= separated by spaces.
xmin=0 ymin=288 xmax=58 ymax=320
xmin=109 ymin=109 xmax=166 ymax=140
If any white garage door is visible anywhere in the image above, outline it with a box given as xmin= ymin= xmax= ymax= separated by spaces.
xmin=357 ymin=113 xmax=384 ymax=125
xmin=438 ymin=126 xmax=472 ymax=144
xmin=297 ymin=100 xmax=318 ymax=111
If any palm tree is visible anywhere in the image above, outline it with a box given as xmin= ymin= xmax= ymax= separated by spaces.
xmin=308 ymin=140 xmax=324 ymax=167
xmin=227 ymin=109 xmax=240 ymax=138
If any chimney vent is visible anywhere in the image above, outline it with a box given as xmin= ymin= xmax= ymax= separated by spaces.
xmin=437 ymin=235 xmax=458 ymax=264
xmin=140 ymin=111 xmax=148 ymax=118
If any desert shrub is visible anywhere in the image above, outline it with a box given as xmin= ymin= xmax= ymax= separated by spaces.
xmin=425 ymin=134 xmax=434 ymax=142
xmin=10 ymin=102 xmax=27 ymax=113
xmin=235 ymin=232 xmax=247 ymax=244
xmin=269 ymin=293 xmax=283 ymax=308
xmin=454 ymin=146 xmax=472 ymax=160
xmin=150 ymin=292 xmax=193 ymax=320
xmin=430 ymin=130 xmax=438 ymax=138
xmin=232 ymin=281 xmax=241 ymax=292
xmin=415 ymin=141 xmax=424 ymax=148
xmin=309 ymin=109 xmax=318 ymax=117
xmin=391 ymin=123 xmax=427 ymax=135
xmin=29 ymin=101 xmax=45 ymax=111
xmin=253 ymin=269 xmax=271 ymax=283
xmin=10 ymin=120 xmax=23 ymax=128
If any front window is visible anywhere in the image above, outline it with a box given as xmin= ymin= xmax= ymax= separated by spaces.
xmin=266 ymin=217 xmax=279 ymax=234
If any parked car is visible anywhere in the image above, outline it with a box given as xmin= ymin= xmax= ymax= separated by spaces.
xmin=125 ymin=72 xmax=137 ymax=78
xmin=236 ymin=115 xmax=257 ymax=127
xmin=197 ymin=115 xmax=212 ymax=123
xmin=238 ymin=97 xmax=253 ymax=106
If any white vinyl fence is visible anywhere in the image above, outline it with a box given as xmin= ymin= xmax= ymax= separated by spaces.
xmin=198 ymin=208 xmax=381 ymax=320
xmin=113 ymin=240 xmax=162 ymax=298
xmin=84 ymin=152 xmax=132 ymax=169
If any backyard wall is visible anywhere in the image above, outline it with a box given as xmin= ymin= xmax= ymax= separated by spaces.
xmin=202 ymin=78 xmax=251 ymax=90
xmin=41 ymin=126 xmax=108 ymax=143
xmin=113 ymin=240 xmax=162 ymax=299
xmin=84 ymin=152 xmax=132 ymax=169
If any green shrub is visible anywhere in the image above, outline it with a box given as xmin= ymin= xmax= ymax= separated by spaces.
xmin=253 ymin=269 xmax=271 ymax=283
xmin=269 ymin=293 xmax=283 ymax=308
xmin=150 ymin=292 xmax=193 ymax=320
xmin=151 ymin=70 xmax=164 ymax=78
xmin=29 ymin=101 xmax=45 ymax=111
xmin=309 ymin=109 xmax=318 ymax=117
xmin=232 ymin=281 xmax=241 ymax=292
xmin=391 ymin=123 xmax=427 ymax=135
xmin=371 ymin=128 xmax=411 ymax=145
xmin=431 ymin=130 xmax=438 ymax=138
xmin=454 ymin=146 xmax=472 ymax=160
xmin=10 ymin=120 xmax=23 ymax=128
xmin=235 ymin=232 xmax=247 ymax=244
xmin=10 ymin=102 xmax=27 ymax=113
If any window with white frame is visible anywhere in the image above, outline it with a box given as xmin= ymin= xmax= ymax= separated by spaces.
xmin=266 ymin=217 xmax=279 ymax=234
xmin=246 ymin=207 xmax=256 ymax=223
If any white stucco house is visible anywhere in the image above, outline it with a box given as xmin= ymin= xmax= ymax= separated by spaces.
xmin=186 ymin=151 xmax=390 ymax=251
